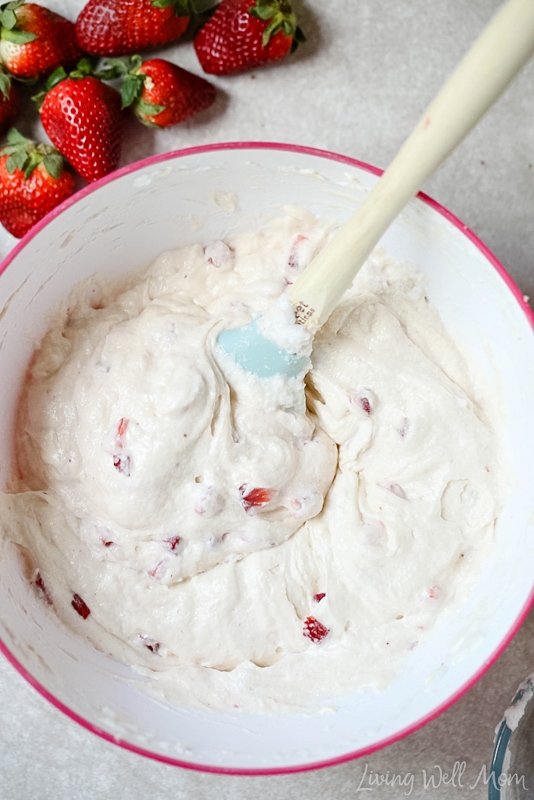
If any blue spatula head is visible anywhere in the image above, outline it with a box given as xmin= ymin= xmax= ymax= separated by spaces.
xmin=216 ymin=318 xmax=308 ymax=378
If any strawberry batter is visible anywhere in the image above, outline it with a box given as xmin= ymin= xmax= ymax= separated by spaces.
xmin=0 ymin=208 xmax=504 ymax=712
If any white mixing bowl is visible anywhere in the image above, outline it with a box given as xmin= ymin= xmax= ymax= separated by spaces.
xmin=0 ymin=143 xmax=533 ymax=774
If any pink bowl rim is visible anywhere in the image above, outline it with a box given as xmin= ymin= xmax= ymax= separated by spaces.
xmin=1 ymin=141 xmax=533 ymax=776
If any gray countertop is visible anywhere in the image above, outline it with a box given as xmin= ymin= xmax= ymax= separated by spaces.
xmin=1 ymin=1 xmax=533 ymax=797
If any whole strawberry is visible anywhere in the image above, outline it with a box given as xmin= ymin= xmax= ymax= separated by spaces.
xmin=0 ymin=0 xmax=82 ymax=79
xmin=114 ymin=56 xmax=216 ymax=128
xmin=37 ymin=60 xmax=124 ymax=183
xmin=0 ymin=128 xmax=75 ymax=238
xmin=194 ymin=0 xmax=304 ymax=76
xmin=76 ymin=0 xmax=192 ymax=56
xmin=0 ymin=66 xmax=18 ymax=131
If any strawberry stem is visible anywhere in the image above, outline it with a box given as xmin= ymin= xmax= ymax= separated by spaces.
xmin=0 ymin=0 xmax=37 ymax=42
xmin=151 ymin=0 xmax=191 ymax=16
xmin=0 ymin=128 xmax=67 ymax=180
xmin=100 ymin=56 xmax=158 ymax=112
xmin=248 ymin=0 xmax=302 ymax=49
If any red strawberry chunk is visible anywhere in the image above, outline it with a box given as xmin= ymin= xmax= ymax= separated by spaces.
xmin=116 ymin=416 xmax=128 ymax=440
xmin=359 ymin=396 xmax=371 ymax=413
xmin=313 ymin=592 xmax=326 ymax=603
xmin=136 ymin=633 xmax=161 ymax=654
xmin=288 ymin=234 xmax=308 ymax=269
xmin=113 ymin=454 xmax=131 ymax=475
xmin=303 ymin=615 xmax=329 ymax=643
xmin=239 ymin=484 xmax=276 ymax=513
xmin=349 ymin=389 xmax=376 ymax=415
xmin=71 ymin=592 xmax=91 ymax=619
xmin=147 ymin=558 xmax=167 ymax=579
xmin=112 ymin=417 xmax=131 ymax=475
xmin=33 ymin=570 xmax=53 ymax=605
xmin=164 ymin=536 xmax=181 ymax=551
xmin=386 ymin=482 xmax=407 ymax=499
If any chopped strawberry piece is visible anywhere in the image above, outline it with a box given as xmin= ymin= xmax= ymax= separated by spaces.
xmin=205 ymin=240 xmax=233 ymax=267
xmin=313 ymin=592 xmax=326 ymax=603
xmin=33 ymin=570 xmax=53 ymax=605
xmin=71 ymin=592 xmax=91 ymax=619
xmin=164 ymin=536 xmax=181 ymax=551
xmin=359 ymin=396 xmax=371 ymax=413
xmin=386 ymin=482 xmax=407 ymax=499
xmin=113 ymin=454 xmax=130 ymax=476
xmin=239 ymin=484 xmax=276 ymax=513
xmin=303 ymin=615 xmax=329 ymax=642
xmin=427 ymin=585 xmax=441 ymax=600
xmin=148 ymin=558 xmax=168 ymax=579
xmin=116 ymin=416 xmax=128 ymax=439
xmin=349 ymin=389 xmax=376 ymax=414
xmin=288 ymin=234 xmax=308 ymax=269
xmin=112 ymin=417 xmax=131 ymax=474
xmin=137 ymin=633 xmax=160 ymax=654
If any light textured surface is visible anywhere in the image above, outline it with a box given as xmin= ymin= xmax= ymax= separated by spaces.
xmin=1 ymin=0 xmax=534 ymax=797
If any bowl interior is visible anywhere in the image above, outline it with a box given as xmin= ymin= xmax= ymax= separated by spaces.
xmin=0 ymin=144 xmax=533 ymax=773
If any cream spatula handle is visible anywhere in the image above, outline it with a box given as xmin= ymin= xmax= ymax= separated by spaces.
xmin=287 ymin=0 xmax=534 ymax=330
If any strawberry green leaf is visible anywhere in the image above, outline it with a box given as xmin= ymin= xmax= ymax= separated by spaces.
xmin=261 ymin=16 xmax=284 ymax=46
xmin=130 ymin=54 xmax=143 ymax=70
xmin=120 ymin=72 xmax=145 ymax=108
xmin=42 ymin=153 xmax=63 ymax=180
xmin=5 ymin=150 xmax=27 ymax=173
xmin=95 ymin=57 xmax=130 ymax=81
xmin=0 ymin=27 xmax=37 ymax=44
xmin=250 ymin=4 xmax=277 ymax=21
xmin=45 ymin=66 xmax=67 ymax=91
xmin=1 ymin=127 xmax=66 ymax=180
xmin=151 ymin=0 xmax=190 ymax=13
xmin=5 ymin=127 xmax=26 ymax=146
xmin=1 ymin=1 xmax=25 ymax=12
xmin=32 ymin=87 xmax=46 ymax=108
xmin=23 ymin=150 xmax=40 ymax=179
xmin=135 ymin=98 xmax=166 ymax=116
xmin=249 ymin=1 xmax=299 ymax=47
xmin=0 ymin=8 xmax=16 ymax=29
xmin=0 ymin=66 xmax=11 ymax=97
xmin=70 ymin=57 xmax=96 ymax=78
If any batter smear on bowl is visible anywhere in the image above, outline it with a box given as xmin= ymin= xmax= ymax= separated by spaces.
xmin=0 ymin=208 xmax=504 ymax=713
